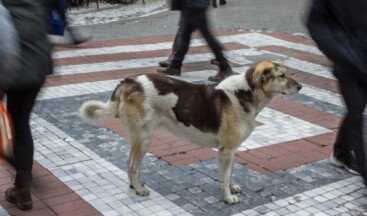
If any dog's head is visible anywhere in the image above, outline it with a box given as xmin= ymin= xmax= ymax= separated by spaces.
xmin=247 ymin=61 xmax=302 ymax=95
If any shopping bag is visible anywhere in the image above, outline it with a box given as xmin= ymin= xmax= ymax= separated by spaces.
xmin=0 ymin=101 xmax=14 ymax=160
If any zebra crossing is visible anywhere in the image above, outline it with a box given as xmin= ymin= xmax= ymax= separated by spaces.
xmin=1 ymin=30 xmax=366 ymax=216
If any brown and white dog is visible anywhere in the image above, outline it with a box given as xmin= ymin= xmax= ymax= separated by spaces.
xmin=80 ymin=61 xmax=302 ymax=204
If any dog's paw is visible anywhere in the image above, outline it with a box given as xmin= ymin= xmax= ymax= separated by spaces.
xmin=135 ymin=187 xmax=150 ymax=196
xmin=230 ymin=185 xmax=242 ymax=194
xmin=224 ymin=195 xmax=240 ymax=204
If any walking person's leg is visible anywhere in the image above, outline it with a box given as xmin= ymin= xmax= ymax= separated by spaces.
xmin=339 ymin=81 xmax=367 ymax=181
xmin=53 ymin=0 xmax=90 ymax=44
xmin=5 ymin=83 xmax=44 ymax=210
xmin=333 ymin=79 xmax=367 ymax=184
xmin=157 ymin=11 xmax=195 ymax=76
xmin=159 ymin=12 xmax=185 ymax=67
xmin=193 ymin=10 xmax=233 ymax=82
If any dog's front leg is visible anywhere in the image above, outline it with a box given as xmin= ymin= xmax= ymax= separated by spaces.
xmin=230 ymin=164 xmax=242 ymax=194
xmin=219 ymin=150 xmax=239 ymax=204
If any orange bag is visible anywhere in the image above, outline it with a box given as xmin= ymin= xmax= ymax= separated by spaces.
xmin=0 ymin=101 xmax=13 ymax=160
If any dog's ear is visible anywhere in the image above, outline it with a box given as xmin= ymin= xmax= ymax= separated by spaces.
xmin=245 ymin=66 xmax=257 ymax=90
xmin=246 ymin=61 xmax=276 ymax=89
xmin=249 ymin=66 xmax=272 ymax=83
xmin=260 ymin=68 xmax=272 ymax=83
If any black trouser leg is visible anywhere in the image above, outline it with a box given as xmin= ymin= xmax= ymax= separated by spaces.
xmin=170 ymin=13 xmax=185 ymax=59
xmin=212 ymin=0 xmax=217 ymax=7
xmin=334 ymin=113 xmax=352 ymax=162
xmin=336 ymin=80 xmax=367 ymax=180
xmin=194 ymin=10 xmax=229 ymax=70
xmin=6 ymin=84 xmax=43 ymax=185
xmin=171 ymin=11 xmax=196 ymax=68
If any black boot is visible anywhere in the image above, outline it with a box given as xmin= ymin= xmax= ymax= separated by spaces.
xmin=5 ymin=186 xmax=32 ymax=210
xmin=159 ymin=59 xmax=172 ymax=67
xmin=220 ymin=0 xmax=226 ymax=5
xmin=159 ymin=54 xmax=174 ymax=67
xmin=67 ymin=26 xmax=91 ymax=45
xmin=157 ymin=66 xmax=181 ymax=76
xmin=208 ymin=67 xmax=234 ymax=82
xmin=5 ymin=172 xmax=33 ymax=210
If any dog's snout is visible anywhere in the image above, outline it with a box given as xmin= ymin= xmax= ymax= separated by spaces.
xmin=297 ymin=84 xmax=302 ymax=91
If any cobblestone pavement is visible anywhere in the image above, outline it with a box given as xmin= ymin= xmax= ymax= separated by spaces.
xmin=1 ymin=30 xmax=367 ymax=216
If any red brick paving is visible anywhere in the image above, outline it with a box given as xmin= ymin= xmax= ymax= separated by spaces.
xmin=262 ymin=31 xmax=316 ymax=46
xmin=46 ymin=42 xmax=246 ymax=87
xmin=259 ymin=45 xmax=331 ymax=67
xmin=52 ymin=30 xmax=246 ymax=52
xmin=0 ymin=158 xmax=101 ymax=216
xmin=54 ymin=42 xmax=248 ymax=67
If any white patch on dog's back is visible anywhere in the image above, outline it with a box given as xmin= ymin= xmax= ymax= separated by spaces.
xmin=216 ymin=74 xmax=255 ymax=118
xmin=216 ymin=74 xmax=251 ymax=92
xmin=136 ymin=75 xmax=218 ymax=148
xmin=136 ymin=75 xmax=178 ymax=108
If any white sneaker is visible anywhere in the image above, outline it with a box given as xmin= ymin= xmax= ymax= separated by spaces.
xmin=329 ymin=153 xmax=360 ymax=175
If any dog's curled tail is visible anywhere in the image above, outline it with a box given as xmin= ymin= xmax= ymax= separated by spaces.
xmin=79 ymin=100 xmax=119 ymax=123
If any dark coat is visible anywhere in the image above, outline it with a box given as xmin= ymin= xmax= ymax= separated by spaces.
xmin=306 ymin=0 xmax=367 ymax=83
xmin=2 ymin=0 xmax=53 ymax=90
xmin=183 ymin=0 xmax=210 ymax=10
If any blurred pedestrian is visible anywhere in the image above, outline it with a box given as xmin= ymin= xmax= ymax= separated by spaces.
xmin=158 ymin=13 xmax=220 ymax=68
xmin=2 ymin=0 xmax=54 ymax=210
xmin=157 ymin=0 xmax=233 ymax=82
xmin=306 ymin=0 xmax=367 ymax=186
xmin=52 ymin=0 xmax=90 ymax=45
xmin=212 ymin=0 xmax=226 ymax=8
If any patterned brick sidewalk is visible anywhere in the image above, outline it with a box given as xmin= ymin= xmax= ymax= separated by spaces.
xmin=1 ymin=30 xmax=367 ymax=216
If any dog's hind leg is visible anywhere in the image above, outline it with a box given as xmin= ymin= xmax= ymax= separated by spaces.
xmin=219 ymin=149 xmax=240 ymax=204
xmin=127 ymin=125 xmax=154 ymax=196
xmin=128 ymin=125 xmax=153 ymax=196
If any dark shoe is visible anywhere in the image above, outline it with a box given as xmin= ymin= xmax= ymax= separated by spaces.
xmin=72 ymin=36 xmax=91 ymax=45
xmin=5 ymin=186 xmax=32 ymax=210
xmin=67 ymin=26 xmax=91 ymax=45
xmin=157 ymin=67 xmax=181 ymax=76
xmin=220 ymin=0 xmax=226 ymax=5
xmin=210 ymin=58 xmax=220 ymax=65
xmin=212 ymin=2 xmax=217 ymax=8
xmin=208 ymin=68 xmax=234 ymax=82
xmin=330 ymin=153 xmax=360 ymax=175
xmin=159 ymin=59 xmax=173 ymax=67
